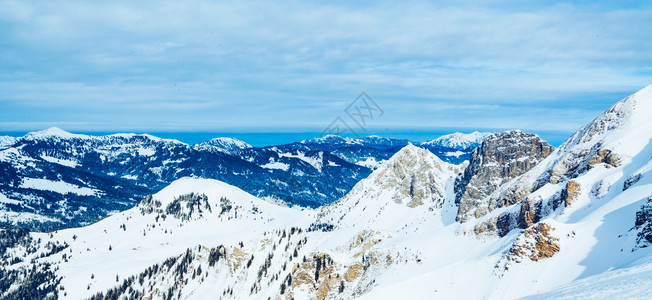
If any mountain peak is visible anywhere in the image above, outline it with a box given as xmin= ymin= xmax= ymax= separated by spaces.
xmin=24 ymin=127 xmax=88 ymax=140
xmin=302 ymin=135 xmax=359 ymax=145
xmin=422 ymin=131 xmax=492 ymax=150
xmin=317 ymin=143 xmax=461 ymax=230
xmin=193 ymin=137 xmax=252 ymax=153
xmin=560 ymin=83 xmax=652 ymax=151
xmin=389 ymin=142 xmax=424 ymax=158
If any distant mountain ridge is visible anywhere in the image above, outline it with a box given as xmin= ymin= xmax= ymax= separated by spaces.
xmin=421 ymin=131 xmax=492 ymax=150
xmin=0 ymin=129 xmax=369 ymax=230
xmin=192 ymin=137 xmax=253 ymax=154
xmin=0 ymin=129 xmax=479 ymax=231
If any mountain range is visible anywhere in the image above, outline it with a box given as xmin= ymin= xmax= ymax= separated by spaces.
xmin=0 ymin=128 xmax=481 ymax=231
xmin=1 ymin=84 xmax=651 ymax=299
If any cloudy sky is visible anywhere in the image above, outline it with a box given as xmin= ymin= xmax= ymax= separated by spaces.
xmin=1 ymin=0 xmax=651 ymax=140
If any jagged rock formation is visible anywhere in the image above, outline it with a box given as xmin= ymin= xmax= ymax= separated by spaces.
xmin=496 ymin=222 xmax=560 ymax=272
xmin=563 ymin=180 xmax=581 ymax=207
xmin=634 ymin=198 xmax=652 ymax=249
xmin=454 ymin=130 xmax=554 ymax=222
xmin=371 ymin=145 xmax=453 ymax=208
xmin=469 ymin=83 xmax=652 ymax=237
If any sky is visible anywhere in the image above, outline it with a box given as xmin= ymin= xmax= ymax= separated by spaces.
xmin=1 ymin=0 xmax=651 ymax=145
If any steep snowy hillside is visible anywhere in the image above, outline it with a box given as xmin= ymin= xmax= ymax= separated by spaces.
xmin=462 ymin=83 xmax=652 ymax=237
xmin=0 ymin=178 xmax=313 ymax=299
xmin=421 ymin=131 xmax=492 ymax=150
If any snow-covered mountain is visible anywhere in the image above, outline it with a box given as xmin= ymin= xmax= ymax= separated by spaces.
xmin=2 ymin=84 xmax=652 ymax=299
xmin=0 ymin=129 xmax=369 ymax=230
xmin=301 ymin=134 xmax=362 ymax=147
xmin=316 ymin=144 xmax=464 ymax=231
xmin=421 ymin=131 xmax=492 ymax=150
xmin=0 ymin=128 xmax=475 ymax=231
xmin=0 ymin=178 xmax=315 ymax=299
xmin=0 ymin=136 xmax=17 ymax=149
xmin=300 ymin=135 xmax=409 ymax=150
xmin=294 ymin=135 xmax=410 ymax=169
xmin=192 ymin=137 xmax=252 ymax=154
xmin=459 ymin=83 xmax=652 ymax=237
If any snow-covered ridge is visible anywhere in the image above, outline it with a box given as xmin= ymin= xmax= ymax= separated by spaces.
xmin=20 ymin=178 xmax=101 ymax=196
xmin=458 ymin=83 xmax=652 ymax=236
xmin=0 ymin=136 xmax=17 ymax=149
xmin=23 ymin=127 xmax=90 ymax=140
xmin=421 ymin=131 xmax=492 ymax=150
xmin=21 ymin=127 xmax=187 ymax=145
xmin=192 ymin=137 xmax=252 ymax=153
xmin=558 ymin=83 xmax=652 ymax=152
xmin=302 ymin=134 xmax=361 ymax=145
xmin=1 ymin=177 xmax=312 ymax=299
xmin=301 ymin=134 xmax=410 ymax=149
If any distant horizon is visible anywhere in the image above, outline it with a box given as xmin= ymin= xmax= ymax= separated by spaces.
xmin=0 ymin=127 xmax=573 ymax=147
xmin=2 ymin=1 xmax=651 ymax=141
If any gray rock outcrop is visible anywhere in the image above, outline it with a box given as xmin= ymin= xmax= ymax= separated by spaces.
xmin=454 ymin=130 xmax=554 ymax=222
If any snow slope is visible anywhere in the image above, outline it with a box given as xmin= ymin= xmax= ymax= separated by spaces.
xmin=364 ymin=84 xmax=652 ymax=299
xmin=3 ymin=178 xmax=312 ymax=299
xmin=522 ymin=256 xmax=652 ymax=299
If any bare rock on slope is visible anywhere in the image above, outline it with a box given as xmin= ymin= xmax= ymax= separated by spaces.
xmin=454 ymin=130 xmax=554 ymax=222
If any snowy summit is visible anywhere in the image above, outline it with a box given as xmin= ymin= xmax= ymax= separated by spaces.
xmin=421 ymin=131 xmax=492 ymax=150
xmin=193 ymin=137 xmax=253 ymax=154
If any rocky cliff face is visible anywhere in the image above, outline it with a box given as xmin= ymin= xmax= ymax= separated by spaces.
xmin=469 ymin=83 xmax=652 ymax=237
xmin=635 ymin=198 xmax=652 ymax=249
xmin=454 ymin=130 xmax=554 ymax=222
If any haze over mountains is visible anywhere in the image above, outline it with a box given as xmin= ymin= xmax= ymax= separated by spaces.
xmin=0 ymin=84 xmax=651 ymax=299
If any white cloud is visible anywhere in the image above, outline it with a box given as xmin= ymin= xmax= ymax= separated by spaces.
xmin=0 ymin=0 xmax=651 ymax=133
